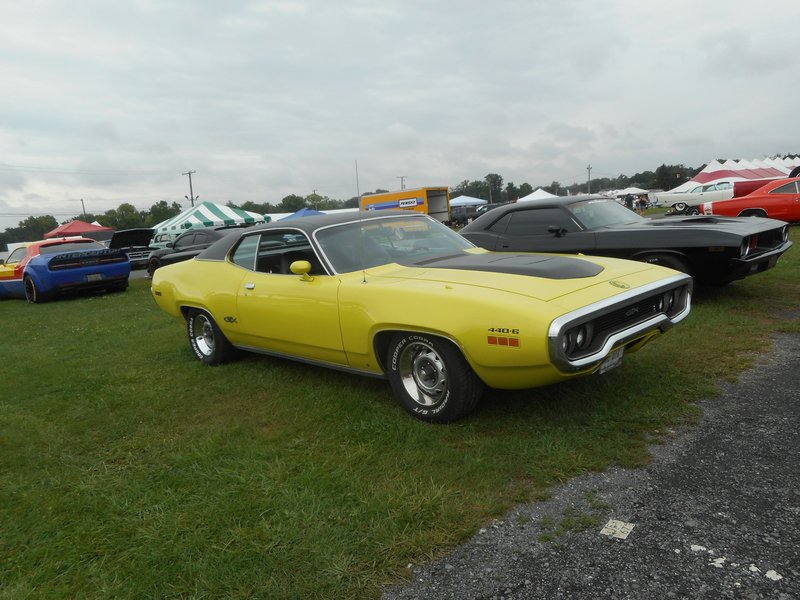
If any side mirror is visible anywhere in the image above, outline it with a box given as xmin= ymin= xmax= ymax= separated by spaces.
xmin=290 ymin=260 xmax=314 ymax=281
xmin=547 ymin=225 xmax=567 ymax=238
xmin=166 ymin=242 xmax=174 ymax=248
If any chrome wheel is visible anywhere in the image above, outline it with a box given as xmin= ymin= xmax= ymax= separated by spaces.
xmin=397 ymin=340 xmax=448 ymax=407
xmin=192 ymin=313 xmax=216 ymax=357
xmin=387 ymin=333 xmax=484 ymax=423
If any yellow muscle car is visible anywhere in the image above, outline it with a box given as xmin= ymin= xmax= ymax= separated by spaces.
xmin=151 ymin=211 xmax=692 ymax=423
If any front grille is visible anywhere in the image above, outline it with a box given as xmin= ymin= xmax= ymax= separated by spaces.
xmin=592 ymin=295 xmax=663 ymax=335
xmin=548 ymin=276 xmax=693 ymax=372
xmin=751 ymin=226 xmax=789 ymax=254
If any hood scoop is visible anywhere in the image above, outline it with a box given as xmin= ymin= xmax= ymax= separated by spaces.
xmin=405 ymin=253 xmax=603 ymax=280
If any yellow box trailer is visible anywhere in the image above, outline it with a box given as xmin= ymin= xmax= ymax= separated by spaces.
xmin=360 ymin=187 xmax=451 ymax=223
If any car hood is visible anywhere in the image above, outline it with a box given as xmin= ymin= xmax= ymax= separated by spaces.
xmin=603 ymin=215 xmax=784 ymax=235
xmin=109 ymin=228 xmax=154 ymax=249
xmin=369 ymin=251 xmax=671 ymax=303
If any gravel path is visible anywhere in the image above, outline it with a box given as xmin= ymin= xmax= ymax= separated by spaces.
xmin=383 ymin=333 xmax=800 ymax=600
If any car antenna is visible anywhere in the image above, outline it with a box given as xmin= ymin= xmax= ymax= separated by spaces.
xmin=356 ymin=159 xmax=367 ymax=284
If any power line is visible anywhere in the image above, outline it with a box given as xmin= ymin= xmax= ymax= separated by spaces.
xmin=0 ymin=162 xmax=178 ymax=176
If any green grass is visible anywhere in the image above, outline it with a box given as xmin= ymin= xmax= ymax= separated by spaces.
xmin=2 ymin=227 xmax=799 ymax=599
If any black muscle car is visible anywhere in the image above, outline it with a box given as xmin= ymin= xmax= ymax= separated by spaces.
xmin=459 ymin=195 xmax=792 ymax=285
xmin=147 ymin=226 xmax=250 ymax=276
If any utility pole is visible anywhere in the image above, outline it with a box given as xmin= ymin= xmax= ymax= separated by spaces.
xmin=397 ymin=175 xmax=407 ymax=190
xmin=182 ymin=170 xmax=198 ymax=206
xmin=80 ymin=198 xmax=86 ymax=218
xmin=586 ymin=164 xmax=592 ymax=194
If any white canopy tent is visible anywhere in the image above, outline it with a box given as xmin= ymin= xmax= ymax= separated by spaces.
xmin=153 ymin=202 xmax=265 ymax=234
xmin=612 ymin=187 xmax=648 ymax=197
xmin=450 ymin=195 xmax=488 ymax=207
xmin=517 ymin=188 xmax=557 ymax=202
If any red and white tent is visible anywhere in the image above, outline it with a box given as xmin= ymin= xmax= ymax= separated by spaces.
xmin=670 ymin=157 xmax=800 ymax=193
xmin=44 ymin=219 xmax=114 ymax=239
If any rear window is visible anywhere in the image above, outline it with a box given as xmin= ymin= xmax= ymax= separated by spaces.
xmin=39 ymin=241 xmax=105 ymax=254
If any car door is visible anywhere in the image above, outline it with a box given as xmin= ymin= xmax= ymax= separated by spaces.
xmin=766 ymin=181 xmax=800 ymax=220
xmin=232 ymin=230 xmax=346 ymax=365
xmin=0 ymin=246 xmax=30 ymax=296
xmin=490 ymin=206 xmax=597 ymax=253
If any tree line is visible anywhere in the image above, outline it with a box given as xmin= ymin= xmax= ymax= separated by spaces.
xmin=1 ymin=157 xmax=791 ymax=246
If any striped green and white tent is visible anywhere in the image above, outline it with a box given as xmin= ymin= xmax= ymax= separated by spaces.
xmin=153 ymin=202 xmax=265 ymax=233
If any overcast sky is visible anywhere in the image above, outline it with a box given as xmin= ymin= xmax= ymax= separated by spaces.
xmin=1 ymin=0 xmax=799 ymax=231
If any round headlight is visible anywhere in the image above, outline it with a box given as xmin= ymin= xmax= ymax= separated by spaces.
xmin=561 ymin=333 xmax=572 ymax=355
xmin=783 ymin=226 xmax=790 ymax=243
xmin=663 ymin=291 xmax=674 ymax=312
xmin=575 ymin=323 xmax=593 ymax=350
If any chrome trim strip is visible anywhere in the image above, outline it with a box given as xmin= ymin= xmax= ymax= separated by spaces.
xmin=231 ymin=344 xmax=387 ymax=379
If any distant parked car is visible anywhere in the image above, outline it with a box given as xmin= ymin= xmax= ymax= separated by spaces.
xmin=654 ymin=182 xmax=735 ymax=214
xmin=656 ymin=179 xmax=788 ymax=214
xmin=701 ymin=177 xmax=800 ymax=222
xmin=0 ymin=238 xmax=130 ymax=303
xmin=147 ymin=226 xmax=249 ymax=276
xmin=459 ymin=195 xmax=792 ymax=285
xmin=108 ymin=228 xmax=154 ymax=269
xmin=148 ymin=232 xmax=179 ymax=250
xmin=450 ymin=205 xmax=481 ymax=227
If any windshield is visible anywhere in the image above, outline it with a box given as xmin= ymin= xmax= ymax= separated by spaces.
xmin=315 ymin=216 xmax=474 ymax=273
xmin=567 ymin=198 xmax=645 ymax=229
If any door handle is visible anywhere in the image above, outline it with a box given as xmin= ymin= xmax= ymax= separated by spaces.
xmin=245 ymin=283 xmax=255 ymax=290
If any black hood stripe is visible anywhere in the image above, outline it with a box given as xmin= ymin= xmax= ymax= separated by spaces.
xmin=403 ymin=253 xmax=603 ymax=279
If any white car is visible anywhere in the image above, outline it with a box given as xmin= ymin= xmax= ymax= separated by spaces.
xmin=655 ymin=182 xmax=734 ymax=214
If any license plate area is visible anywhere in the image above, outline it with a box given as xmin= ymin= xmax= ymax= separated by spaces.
xmin=598 ymin=347 xmax=624 ymax=374
xmin=86 ymin=273 xmax=104 ymax=282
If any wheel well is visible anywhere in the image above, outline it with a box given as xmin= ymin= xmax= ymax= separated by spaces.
xmin=738 ymin=209 xmax=768 ymax=218
xmin=631 ymin=252 xmax=691 ymax=274
xmin=631 ymin=250 xmax=688 ymax=262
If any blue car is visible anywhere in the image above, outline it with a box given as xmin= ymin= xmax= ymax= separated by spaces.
xmin=0 ymin=238 xmax=131 ymax=303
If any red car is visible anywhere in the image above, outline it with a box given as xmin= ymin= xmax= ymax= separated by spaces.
xmin=701 ymin=178 xmax=800 ymax=222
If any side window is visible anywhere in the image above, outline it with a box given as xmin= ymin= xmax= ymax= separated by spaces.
xmin=770 ymin=181 xmax=799 ymax=195
xmin=175 ymin=233 xmax=194 ymax=249
xmin=231 ymin=235 xmax=259 ymax=270
xmin=254 ymin=230 xmax=321 ymax=275
xmin=716 ymin=182 xmax=732 ymax=190
xmin=503 ymin=208 xmax=577 ymax=236
xmin=193 ymin=232 xmax=209 ymax=245
xmin=6 ymin=247 xmax=29 ymax=264
xmin=487 ymin=213 xmax=512 ymax=234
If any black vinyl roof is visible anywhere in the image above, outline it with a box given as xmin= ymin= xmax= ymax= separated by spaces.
xmin=198 ymin=210 xmax=428 ymax=261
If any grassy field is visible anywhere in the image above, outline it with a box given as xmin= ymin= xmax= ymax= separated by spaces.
xmin=2 ymin=228 xmax=798 ymax=599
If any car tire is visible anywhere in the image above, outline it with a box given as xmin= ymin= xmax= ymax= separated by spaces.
xmin=674 ymin=202 xmax=688 ymax=213
xmin=23 ymin=276 xmax=46 ymax=303
xmin=387 ymin=332 xmax=483 ymax=424
xmin=686 ymin=207 xmax=700 ymax=216
xmin=187 ymin=309 xmax=236 ymax=366
xmin=640 ymin=254 xmax=690 ymax=274
xmin=147 ymin=257 xmax=161 ymax=277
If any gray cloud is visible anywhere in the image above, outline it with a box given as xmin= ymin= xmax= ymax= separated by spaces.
xmin=1 ymin=0 xmax=799 ymax=230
